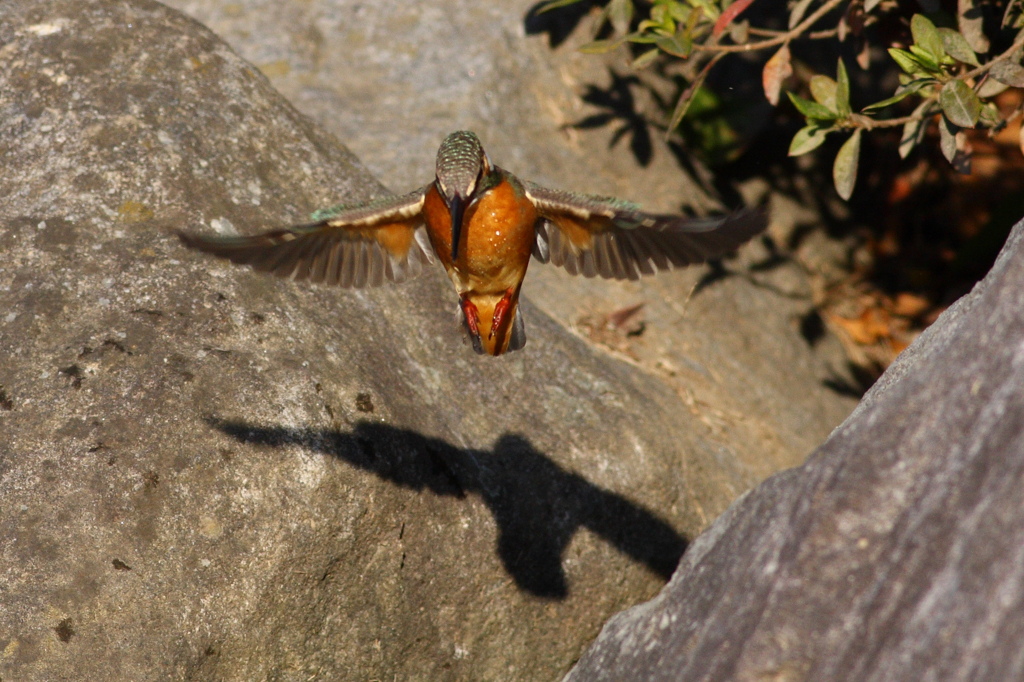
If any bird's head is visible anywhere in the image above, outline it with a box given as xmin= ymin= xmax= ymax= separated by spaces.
xmin=435 ymin=131 xmax=492 ymax=260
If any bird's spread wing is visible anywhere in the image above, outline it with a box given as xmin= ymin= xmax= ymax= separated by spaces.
xmin=177 ymin=189 xmax=434 ymax=288
xmin=524 ymin=182 xmax=766 ymax=280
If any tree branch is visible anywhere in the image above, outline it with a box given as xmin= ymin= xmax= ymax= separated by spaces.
xmin=692 ymin=0 xmax=846 ymax=53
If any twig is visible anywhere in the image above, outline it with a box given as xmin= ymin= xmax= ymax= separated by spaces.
xmin=962 ymin=33 xmax=1024 ymax=81
xmin=850 ymin=103 xmax=938 ymax=130
xmin=693 ymin=0 xmax=846 ymax=53
xmin=748 ymin=26 xmax=840 ymax=40
xmin=845 ymin=33 xmax=1024 ymax=131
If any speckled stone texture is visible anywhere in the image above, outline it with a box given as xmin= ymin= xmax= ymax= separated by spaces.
xmin=1 ymin=1 xmax=854 ymax=680
xmin=161 ymin=0 xmax=860 ymax=481
xmin=566 ymin=221 xmax=1024 ymax=680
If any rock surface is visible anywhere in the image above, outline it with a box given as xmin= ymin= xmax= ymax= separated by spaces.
xmin=565 ymin=220 xmax=1024 ymax=680
xmin=1 ymin=1 xmax=853 ymax=680
xmin=163 ymin=0 xmax=859 ymax=483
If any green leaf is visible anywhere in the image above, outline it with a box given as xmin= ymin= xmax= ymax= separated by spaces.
xmin=607 ymin=0 xmax=634 ymax=35
xmin=684 ymin=4 xmax=705 ymax=29
xmin=668 ymin=71 xmax=708 ymax=132
xmin=789 ymin=0 xmax=815 ymax=29
xmin=909 ymin=45 xmax=941 ymax=72
xmin=656 ymin=34 xmax=690 ymax=58
xmin=579 ymin=37 xmax=628 ymax=53
xmin=632 ymin=48 xmax=661 ymax=69
xmin=979 ymin=101 xmax=1002 ymax=128
xmin=650 ymin=2 xmax=669 ymax=26
xmin=682 ymin=3 xmax=705 ymax=39
xmin=690 ymin=0 xmax=720 ymax=22
xmin=940 ymin=79 xmax=982 ymax=127
xmin=959 ymin=0 xmax=990 ymax=53
xmin=889 ymin=48 xmax=931 ymax=76
xmin=862 ymin=91 xmax=915 ymax=113
xmin=899 ymin=78 xmax=938 ymax=95
xmin=833 ymin=129 xmax=862 ymax=200
xmin=911 ymin=14 xmax=946 ymax=62
xmin=990 ymin=61 xmax=1024 ymax=88
xmin=789 ymin=124 xmax=831 ymax=156
xmin=938 ymin=117 xmax=972 ymax=173
xmin=835 ymin=59 xmax=851 ymax=118
xmin=861 ymin=78 xmax=936 ymax=112
xmin=1004 ymin=0 xmax=1024 ymax=29
xmin=729 ymin=18 xmax=749 ymax=44
xmin=938 ymin=27 xmax=980 ymax=66
xmin=939 ymin=116 xmax=958 ymax=162
xmin=787 ymin=91 xmax=838 ymax=121
xmin=899 ymin=101 xmax=932 ymax=159
xmin=626 ymin=33 xmax=659 ymax=44
xmin=977 ymin=77 xmax=1009 ymax=98
xmin=666 ymin=1 xmax=688 ymax=23
xmin=537 ymin=0 xmax=585 ymax=13
xmin=809 ymin=75 xmax=838 ymax=111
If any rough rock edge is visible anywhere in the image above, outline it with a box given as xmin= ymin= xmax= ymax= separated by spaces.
xmin=566 ymin=220 xmax=1024 ymax=680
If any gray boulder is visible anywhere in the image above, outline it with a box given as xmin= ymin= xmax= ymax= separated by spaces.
xmin=161 ymin=0 xmax=859 ymax=535
xmin=565 ymin=221 xmax=1024 ymax=680
xmin=0 ymin=1 xmax=853 ymax=680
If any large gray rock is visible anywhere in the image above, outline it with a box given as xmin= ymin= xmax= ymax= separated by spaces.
xmin=163 ymin=0 xmax=859 ymax=484
xmin=565 ymin=220 xmax=1024 ymax=680
xmin=0 ymin=1 xmax=853 ymax=680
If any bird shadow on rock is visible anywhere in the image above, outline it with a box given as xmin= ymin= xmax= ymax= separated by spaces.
xmin=208 ymin=417 xmax=687 ymax=600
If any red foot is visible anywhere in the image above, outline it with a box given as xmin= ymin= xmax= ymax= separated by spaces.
xmin=460 ymin=298 xmax=480 ymax=337
xmin=490 ymin=288 xmax=516 ymax=340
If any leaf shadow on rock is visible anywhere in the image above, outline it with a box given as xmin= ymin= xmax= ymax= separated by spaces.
xmin=572 ymin=71 xmax=655 ymax=168
xmin=209 ymin=417 xmax=687 ymax=600
xmin=524 ymin=0 xmax=608 ymax=49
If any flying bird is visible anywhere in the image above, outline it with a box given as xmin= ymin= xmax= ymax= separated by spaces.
xmin=177 ymin=131 xmax=766 ymax=355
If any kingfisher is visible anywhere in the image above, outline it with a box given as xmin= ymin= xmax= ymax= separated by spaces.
xmin=177 ymin=131 xmax=766 ymax=356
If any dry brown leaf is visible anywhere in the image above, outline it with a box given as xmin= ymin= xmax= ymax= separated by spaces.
xmin=830 ymin=307 xmax=892 ymax=345
xmin=762 ymin=45 xmax=792 ymax=106
xmin=892 ymin=292 xmax=931 ymax=318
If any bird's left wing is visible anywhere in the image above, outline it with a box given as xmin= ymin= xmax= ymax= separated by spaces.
xmin=177 ymin=189 xmax=434 ymax=288
xmin=524 ymin=181 xmax=766 ymax=280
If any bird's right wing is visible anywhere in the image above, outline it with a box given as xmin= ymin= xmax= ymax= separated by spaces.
xmin=177 ymin=188 xmax=434 ymax=288
xmin=525 ymin=182 xmax=766 ymax=280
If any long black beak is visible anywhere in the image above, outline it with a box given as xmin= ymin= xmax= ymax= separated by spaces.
xmin=449 ymin=193 xmax=465 ymax=261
